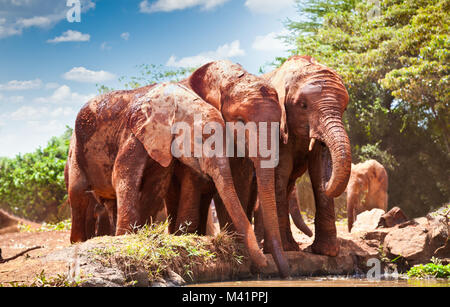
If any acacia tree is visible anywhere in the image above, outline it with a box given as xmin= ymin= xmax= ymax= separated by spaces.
xmin=283 ymin=0 xmax=449 ymax=216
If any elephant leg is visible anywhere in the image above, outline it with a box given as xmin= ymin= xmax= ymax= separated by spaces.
xmin=308 ymin=145 xmax=339 ymax=256
xmin=112 ymin=138 xmax=149 ymax=235
xmin=68 ymin=159 xmax=93 ymax=243
xmin=197 ymin=193 xmax=214 ymax=235
xmin=253 ymin=200 xmax=264 ymax=248
xmin=165 ymin=179 xmax=180 ymax=234
xmin=214 ymin=194 xmax=235 ymax=232
xmin=273 ymin=153 xmax=299 ymax=251
xmin=85 ymin=201 xmax=97 ymax=240
xmin=174 ymin=169 xmax=204 ymax=234
xmin=103 ymin=199 xmax=117 ymax=235
xmin=69 ymin=188 xmax=93 ymax=243
xmin=139 ymin=163 xmax=171 ymax=227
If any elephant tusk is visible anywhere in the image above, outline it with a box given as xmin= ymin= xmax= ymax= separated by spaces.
xmin=309 ymin=138 xmax=316 ymax=152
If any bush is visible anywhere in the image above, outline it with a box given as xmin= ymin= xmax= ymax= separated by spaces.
xmin=0 ymin=127 xmax=72 ymax=222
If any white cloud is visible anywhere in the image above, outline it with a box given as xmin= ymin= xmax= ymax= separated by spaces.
xmin=11 ymin=105 xmax=48 ymax=121
xmin=120 ymin=32 xmax=130 ymax=40
xmin=62 ymin=67 xmax=116 ymax=83
xmin=252 ymin=29 xmax=294 ymax=52
xmin=0 ymin=79 xmax=42 ymax=91
xmin=47 ymin=30 xmax=90 ymax=43
xmin=0 ymin=0 xmax=96 ymax=39
xmin=166 ymin=40 xmax=245 ymax=68
xmin=16 ymin=16 xmax=52 ymax=28
xmin=45 ymin=82 xmax=60 ymax=89
xmin=34 ymin=85 xmax=95 ymax=104
xmin=139 ymin=0 xmax=229 ymax=13
xmin=245 ymin=0 xmax=295 ymax=14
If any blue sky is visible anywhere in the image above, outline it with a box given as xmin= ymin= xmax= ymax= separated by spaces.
xmin=0 ymin=0 xmax=299 ymax=157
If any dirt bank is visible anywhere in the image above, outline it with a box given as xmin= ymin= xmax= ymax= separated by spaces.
xmin=0 ymin=207 xmax=448 ymax=287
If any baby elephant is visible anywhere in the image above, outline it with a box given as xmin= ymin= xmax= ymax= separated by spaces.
xmin=347 ymin=159 xmax=388 ymax=231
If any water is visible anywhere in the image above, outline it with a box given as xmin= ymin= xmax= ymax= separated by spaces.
xmin=188 ymin=276 xmax=450 ymax=287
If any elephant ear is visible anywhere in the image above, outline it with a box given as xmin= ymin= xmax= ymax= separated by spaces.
xmin=188 ymin=62 xmax=222 ymax=110
xmin=130 ymin=84 xmax=177 ymax=167
xmin=269 ymin=70 xmax=289 ymax=144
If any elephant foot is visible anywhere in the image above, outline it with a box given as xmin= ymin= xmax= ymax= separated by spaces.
xmin=309 ymin=238 xmax=340 ymax=256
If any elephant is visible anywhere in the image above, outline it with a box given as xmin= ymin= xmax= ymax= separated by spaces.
xmin=164 ymin=60 xmax=290 ymax=277
xmin=288 ymin=186 xmax=313 ymax=237
xmin=257 ymin=55 xmax=352 ymax=256
xmin=65 ymin=82 xmax=268 ymax=270
xmin=347 ymin=159 xmax=388 ymax=231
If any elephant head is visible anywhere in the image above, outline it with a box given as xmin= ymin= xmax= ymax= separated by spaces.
xmin=129 ymin=82 xmax=267 ymax=269
xmin=266 ymin=56 xmax=352 ymax=198
xmin=187 ymin=60 xmax=289 ymax=277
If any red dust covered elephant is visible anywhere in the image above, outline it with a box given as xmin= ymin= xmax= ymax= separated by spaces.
xmin=65 ymin=82 xmax=267 ymax=270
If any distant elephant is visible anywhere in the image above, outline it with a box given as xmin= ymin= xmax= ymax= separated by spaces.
xmin=66 ymin=82 xmax=267 ymax=269
xmin=347 ymin=159 xmax=388 ymax=232
xmin=165 ymin=60 xmax=289 ymax=277
xmin=258 ymin=55 xmax=352 ymax=256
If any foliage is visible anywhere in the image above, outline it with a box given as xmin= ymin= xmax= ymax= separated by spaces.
xmin=96 ymin=64 xmax=195 ymax=94
xmin=0 ymin=127 xmax=72 ymax=222
xmin=407 ymin=258 xmax=450 ymax=279
xmin=283 ymin=0 xmax=450 ymax=216
xmin=18 ymin=219 xmax=72 ymax=232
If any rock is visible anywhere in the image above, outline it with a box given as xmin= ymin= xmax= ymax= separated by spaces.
xmin=0 ymin=209 xmax=40 ymax=234
xmin=351 ymin=209 xmax=385 ymax=234
xmin=165 ymin=269 xmax=186 ymax=287
xmin=383 ymin=215 xmax=449 ymax=267
xmin=377 ymin=207 xmax=409 ymax=228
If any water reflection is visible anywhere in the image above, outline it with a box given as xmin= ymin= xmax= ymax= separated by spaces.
xmin=188 ymin=276 xmax=450 ymax=287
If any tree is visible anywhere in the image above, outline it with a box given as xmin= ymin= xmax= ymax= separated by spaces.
xmin=0 ymin=127 xmax=72 ymax=222
xmin=283 ymin=0 xmax=449 ymax=216
xmin=96 ymin=64 xmax=195 ymax=94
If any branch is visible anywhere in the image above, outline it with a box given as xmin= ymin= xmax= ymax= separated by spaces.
xmin=0 ymin=246 xmax=42 ymax=264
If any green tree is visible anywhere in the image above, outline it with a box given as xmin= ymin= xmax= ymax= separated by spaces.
xmin=283 ymin=0 xmax=449 ymax=216
xmin=97 ymin=64 xmax=195 ymax=94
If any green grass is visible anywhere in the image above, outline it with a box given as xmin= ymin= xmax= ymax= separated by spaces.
xmin=89 ymin=220 xmax=246 ymax=283
xmin=407 ymin=258 xmax=450 ymax=279
xmin=1 ymin=270 xmax=79 ymax=287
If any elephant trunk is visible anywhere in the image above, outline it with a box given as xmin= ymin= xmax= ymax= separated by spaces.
xmin=289 ymin=198 xmax=313 ymax=237
xmin=253 ymin=162 xmax=290 ymax=278
xmin=208 ymin=157 xmax=268 ymax=269
xmin=319 ymin=110 xmax=352 ymax=198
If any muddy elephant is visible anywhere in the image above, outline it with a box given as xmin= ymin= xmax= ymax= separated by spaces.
xmin=66 ymin=82 xmax=267 ymax=269
xmin=257 ymin=55 xmax=352 ymax=256
xmin=165 ymin=60 xmax=290 ymax=277
xmin=347 ymin=159 xmax=388 ymax=231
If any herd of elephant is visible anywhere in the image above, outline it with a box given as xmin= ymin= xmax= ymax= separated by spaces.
xmin=65 ymin=56 xmax=388 ymax=278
